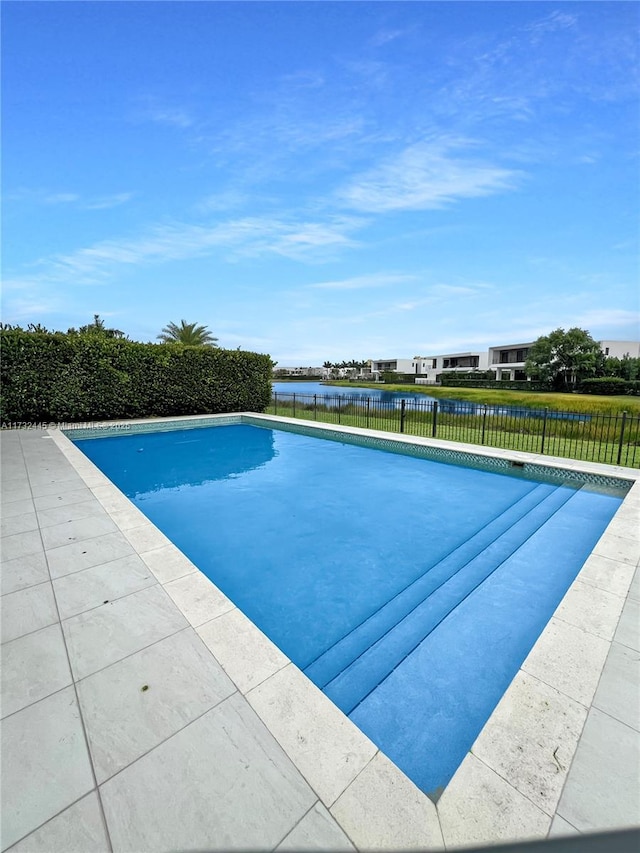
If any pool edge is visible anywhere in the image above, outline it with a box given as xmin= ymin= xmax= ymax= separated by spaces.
xmin=54 ymin=413 xmax=640 ymax=848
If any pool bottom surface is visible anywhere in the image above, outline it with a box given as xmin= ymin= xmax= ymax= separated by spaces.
xmin=74 ymin=423 xmax=624 ymax=798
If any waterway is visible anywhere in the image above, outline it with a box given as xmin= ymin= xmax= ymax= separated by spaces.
xmin=271 ymin=382 xmax=588 ymax=421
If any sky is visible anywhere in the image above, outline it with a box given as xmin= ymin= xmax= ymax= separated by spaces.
xmin=2 ymin=1 xmax=639 ymax=364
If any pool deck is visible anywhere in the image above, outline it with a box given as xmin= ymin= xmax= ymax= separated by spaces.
xmin=1 ymin=413 xmax=639 ymax=851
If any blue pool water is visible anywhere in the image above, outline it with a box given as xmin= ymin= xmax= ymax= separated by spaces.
xmin=74 ymin=423 xmax=625 ymax=797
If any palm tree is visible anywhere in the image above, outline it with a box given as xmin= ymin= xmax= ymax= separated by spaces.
xmin=157 ymin=320 xmax=218 ymax=346
xmin=71 ymin=314 xmax=125 ymax=339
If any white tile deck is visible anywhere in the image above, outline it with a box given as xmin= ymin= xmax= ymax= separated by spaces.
xmin=1 ymin=416 xmax=639 ymax=850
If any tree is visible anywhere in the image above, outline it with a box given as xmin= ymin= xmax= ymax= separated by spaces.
xmin=157 ymin=320 xmax=218 ymax=346
xmin=68 ymin=314 xmax=125 ymax=339
xmin=525 ymin=328 xmax=603 ymax=389
xmin=602 ymin=355 xmax=640 ymax=381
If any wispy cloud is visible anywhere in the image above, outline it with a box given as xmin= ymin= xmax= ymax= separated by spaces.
xmin=3 ymin=215 xmax=364 ymax=292
xmin=576 ymin=309 xmax=640 ymax=330
xmin=5 ymin=188 xmax=133 ymax=211
xmin=195 ymin=190 xmax=249 ymax=214
xmin=370 ymin=28 xmax=408 ymax=48
xmin=525 ymin=10 xmax=578 ymax=44
xmin=84 ymin=192 xmax=135 ymax=210
xmin=44 ymin=192 xmax=81 ymax=205
xmin=429 ymin=283 xmax=494 ymax=297
xmin=307 ymin=272 xmax=416 ymax=290
xmin=6 ymin=188 xmax=80 ymax=205
xmin=4 ymin=296 xmax=64 ymax=319
xmin=141 ymin=105 xmax=194 ymax=128
xmin=338 ymin=138 xmax=520 ymax=213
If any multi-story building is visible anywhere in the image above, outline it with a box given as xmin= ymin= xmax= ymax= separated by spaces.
xmin=487 ymin=343 xmax=532 ymax=381
xmin=370 ymin=358 xmax=416 ymax=375
xmin=274 ymin=366 xmax=325 ymax=377
xmin=412 ymin=352 xmax=488 ymax=383
xmin=599 ymin=340 xmax=640 ymax=359
xmin=374 ymin=339 xmax=640 ymax=383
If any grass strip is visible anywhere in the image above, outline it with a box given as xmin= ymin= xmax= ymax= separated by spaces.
xmin=265 ymin=401 xmax=640 ymax=468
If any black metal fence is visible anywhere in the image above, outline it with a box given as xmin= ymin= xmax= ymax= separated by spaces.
xmin=268 ymin=392 xmax=640 ymax=468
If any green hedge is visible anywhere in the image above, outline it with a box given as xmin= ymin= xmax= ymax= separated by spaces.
xmin=579 ymin=377 xmax=640 ymax=396
xmin=0 ymin=330 xmax=273 ymax=423
xmin=382 ymin=372 xmax=416 ymax=384
xmin=438 ymin=371 xmax=496 ymax=382
xmin=437 ymin=377 xmax=551 ymax=391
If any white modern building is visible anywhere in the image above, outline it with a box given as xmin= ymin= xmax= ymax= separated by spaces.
xmin=274 ymin=366 xmax=324 ymax=377
xmin=599 ymin=340 xmax=640 ymax=359
xmin=412 ymin=352 xmax=489 ymax=384
xmin=374 ymin=339 xmax=640 ymax=383
xmin=488 ymin=343 xmax=533 ymax=381
xmin=370 ymin=358 xmax=416 ymax=375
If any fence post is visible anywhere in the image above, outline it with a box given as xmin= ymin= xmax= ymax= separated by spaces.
xmin=481 ymin=404 xmax=488 ymax=445
xmin=274 ymin=391 xmax=278 ymax=416
xmin=432 ymin=401 xmax=438 ymax=438
xmin=293 ymin=393 xmax=296 ymax=419
xmin=337 ymin=396 xmax=341 ymax=424
xmin=540 ymin=408 xmax=548 ymax=455
xmin=400 ymin=399 xmax=406 ymax=433
xmin=314 ymin=394 xmax=317 ymax=420
xmin=616 ymin=411 xmax=628 ymax=465
xmin=367 ymin=397 xmax=370 ymax=429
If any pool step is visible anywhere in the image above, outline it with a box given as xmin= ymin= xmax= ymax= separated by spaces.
xmin=318 ymin=485 xmax=580 ymax=714
xmin=304 ymin=482 xmax=561 ymax=689
xmin=348 ymin=485 xmax=620 ymax=797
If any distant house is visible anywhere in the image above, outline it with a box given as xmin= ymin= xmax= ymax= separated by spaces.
xmin=374 ymin=339 xmax=640 ymax=384
xmin=370 ymin=358 xmax=416 ymax=376
xmin=488 ymin=343 xmax=532 ymax=381
xmin=599 ymin=340 xmax=640 ymax=359
xmin=273 ymin=366 xmax=324 ymax=377
xmin=413 ymin=352 xmax=488 ymax=384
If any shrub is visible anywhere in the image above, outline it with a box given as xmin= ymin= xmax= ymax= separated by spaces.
xmin=0 ymin=329 xmax=273 ymax=422
xmin=382 ymin=372 xmax=416 ymax=384
xmin=579 ymin=377 xmax=640 ymax=396
xmin=437 ymin=377 xmax=551 ymax=392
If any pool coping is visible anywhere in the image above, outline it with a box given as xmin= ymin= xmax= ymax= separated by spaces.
xmin=49 ymin=413 xmax=640 ymax=846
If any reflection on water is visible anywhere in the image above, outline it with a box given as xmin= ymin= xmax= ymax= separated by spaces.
xmin=74 ymin=425 xmax=276 ymax=498
xmin=272 ymin=382 xmax=589 ymax=422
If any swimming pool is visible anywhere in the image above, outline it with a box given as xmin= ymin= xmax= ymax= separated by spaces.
xmin=73 ymin=421 xmax=628 ymax=798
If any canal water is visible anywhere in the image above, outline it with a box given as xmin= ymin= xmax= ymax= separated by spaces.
xmin=271 ymin=382 xmax=587 ymax=421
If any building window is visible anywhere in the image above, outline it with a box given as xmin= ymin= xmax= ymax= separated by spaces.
xmin=432 ymin=359 xmax=437 ymax=369
xmin=605 ymin=347 xmax=610 ymax=355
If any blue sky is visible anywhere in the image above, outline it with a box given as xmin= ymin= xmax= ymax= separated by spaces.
xmin=3 ymin=1 xmax=639 ymax=364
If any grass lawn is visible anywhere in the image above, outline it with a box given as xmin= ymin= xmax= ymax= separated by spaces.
xmin=325 ymin=381 xmax=640 ymax=415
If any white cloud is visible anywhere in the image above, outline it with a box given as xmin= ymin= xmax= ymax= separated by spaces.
xmin=338 ymin=139 xmax=520 ymax=213
xmin=370 ymin=28 xmax=408 ymax=48
xmin=3 ymin=215 xmax=364 ymax=292
xmin=5 ymin=188 xmax=133 ymax=210
xmin=576 ymin=309 xmax=640 ymax=330
xmin=43 ymin=192 xmax=81 ymax=205
xmin=307 ymin=272 xmax=416 ymax=290
xmin=525 ymin=10 xmax=578 ymax=44
xmin=84 ymin=193 xmax=135 ymax=210
xmin=429 ymin=283 xmax=494 ymax=297
xmin=5 ymin=188 xmax=80 ymax=205
xmin=144 ymin=106 xmax=194 ymax=128
xmin=3 ymin=296 xmax=63 ymax=319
